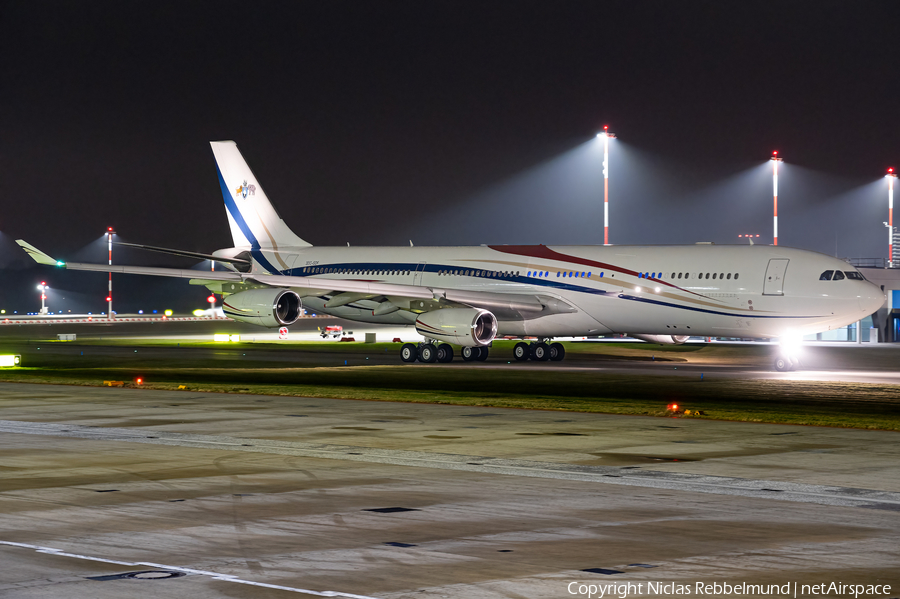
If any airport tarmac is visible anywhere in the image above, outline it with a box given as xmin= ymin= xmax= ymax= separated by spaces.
xmin=0 ymin=382 xmax=898 ymax=598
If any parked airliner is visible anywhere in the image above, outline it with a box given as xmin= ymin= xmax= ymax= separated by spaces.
xmin=18 ymin=141 xmax=884 ymax=371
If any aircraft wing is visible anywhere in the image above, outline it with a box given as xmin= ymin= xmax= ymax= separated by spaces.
xmin=16 ymin=240 xmax=572 ymax=315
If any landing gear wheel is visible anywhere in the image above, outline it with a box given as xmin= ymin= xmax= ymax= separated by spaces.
xmin=418 ymin=344 xmax=438 ymax=363
xmin=531 ymin=342 xmax=550 ymax=361
xmin=400 ymin=343 xmax=418 ymax=363
xmin=549 ymin=342 xmax=566 ymax=361
xmin=475 ymin=347 xmax=489 ymax=361
xmin=513 ymin=342 xmax=530 ymax=362
xmin=461 ymin=346 xmax=477 ymax=362
xmin=774 ymin=356 xmax=792 ymax=372
xmin=436 ymin=344 xmax=454 ymax=363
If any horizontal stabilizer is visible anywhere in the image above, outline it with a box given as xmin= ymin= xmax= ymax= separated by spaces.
xmin=15 ymin=240 xmax=61 ymax=266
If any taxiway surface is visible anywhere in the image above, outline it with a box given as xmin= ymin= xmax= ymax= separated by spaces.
xmin=0 ymin=382 xmax=897 ymax=598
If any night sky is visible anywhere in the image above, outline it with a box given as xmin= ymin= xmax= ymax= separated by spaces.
xmin=1 ymin=2 xmax=898 ymax=313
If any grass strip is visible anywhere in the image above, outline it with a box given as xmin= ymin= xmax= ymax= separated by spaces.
xmin=1 ymin=365 xmax=898 ymax=431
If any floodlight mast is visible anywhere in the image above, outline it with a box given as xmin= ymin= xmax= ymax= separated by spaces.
xmin=888 ymin=168 xmax=897 ymax=267
xmin=37 ymin=282 xmax=48 ymax=315
xmin=597 ymin=126 xmax=616 ymax=245
xmin=770 ymin=152 xmax=783 ymax=246
xmin=107 ymin=228 xmax=114 ymax=320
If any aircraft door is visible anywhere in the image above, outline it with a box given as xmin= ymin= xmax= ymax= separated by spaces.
xmin=413 ymin=262 xmax=427 ymax=286
xmin=763 ymin=259 xmax=789 ymax=295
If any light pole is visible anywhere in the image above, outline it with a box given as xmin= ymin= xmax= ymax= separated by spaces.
xmin=37 ymin=282 xmax=48 ymax=315
xmin=596 ymin=126 xmax=616 ymax=245
xmin=770 ymin=151 xmax=783 ymax=246
xmin=107 ymin=227 xmax=114 ymax=320
xmin=887 ymin=168 xmax=897 ymax=267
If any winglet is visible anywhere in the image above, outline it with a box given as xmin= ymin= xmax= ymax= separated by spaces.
xmin=16 ymin=240 xmax=65 ymax=266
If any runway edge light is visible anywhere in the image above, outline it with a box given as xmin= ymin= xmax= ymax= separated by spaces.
xmin=0 ymin=355 xmax=22 ymax=367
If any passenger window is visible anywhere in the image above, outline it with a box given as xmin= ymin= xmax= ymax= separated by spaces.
xmin=734 ymin=273 xmax=739 ymax=280
xmin=844 ymin=271 xmax=865 ymax=280
xmin=712 ymin=273 xmax=716 ymax=279
xmin=819 ymin=270 xmax=834 ymax=281
xmin=677 ymin=273 xmax=682 ymax=279
xmin=832 ymin=270 xmax=845 ymax=281
xmin=726 ymin=273 xmax=731 ymax=279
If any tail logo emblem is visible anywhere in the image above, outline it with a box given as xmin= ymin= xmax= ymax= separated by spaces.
xmin=235 ymin=180 xmax=257 ymax=199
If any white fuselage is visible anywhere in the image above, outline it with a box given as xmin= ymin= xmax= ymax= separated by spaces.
xmin=237 ymin=243 xmax=884 ymax=340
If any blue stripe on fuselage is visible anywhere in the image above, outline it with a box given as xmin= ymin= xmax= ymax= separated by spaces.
xmin=270 ymin=260 xmax=820 ymax=320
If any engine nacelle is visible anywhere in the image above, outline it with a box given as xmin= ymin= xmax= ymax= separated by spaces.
xmin=415 ymin=308 xmax=498 ymax=347
xmin=222 ymin=288 xmax=302 ymax=328
xmin=630 ymin=334 xmax=690 ymax=345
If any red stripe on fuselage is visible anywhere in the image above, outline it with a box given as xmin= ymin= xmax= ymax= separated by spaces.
xmin=487 ymin=244 xmax=702 ymax=296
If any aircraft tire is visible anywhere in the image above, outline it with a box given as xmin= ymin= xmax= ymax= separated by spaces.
xmin=549 ymin=342 xmax=566 ymax=361
xmin=437 ymin=344 xmax=454 ymax=363
xmin=531 ymin=342 xmax=550 ymax=361
xmin=461 ymin=346 xmax=477 ymax=362
xmin=400 ymin=343 xmax=418 ymax=363
xmin=418 ymin=344 xmax=438 ymax=363
xmin=475 ymin=347 xmax=489 ymax=361
xmin=774 ymin=356 xmax=791 ymax=372
xmin=513 ymin=342 xmax=530 ymax=361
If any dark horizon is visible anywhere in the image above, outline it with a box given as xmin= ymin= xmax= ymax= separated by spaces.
xmin=2 ymin=1 xmax=898 ymax=313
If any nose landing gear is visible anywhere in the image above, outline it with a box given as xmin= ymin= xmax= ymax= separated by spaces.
xmin=774 ymin=355 xmax=799 ymax=372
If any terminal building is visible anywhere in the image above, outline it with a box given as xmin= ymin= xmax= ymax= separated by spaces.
xmin=857 ymin=260 xmax=900 ymax=343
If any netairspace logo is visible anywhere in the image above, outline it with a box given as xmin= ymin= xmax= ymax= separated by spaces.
xmin=566 ymin=581 xmax=893 ymax=598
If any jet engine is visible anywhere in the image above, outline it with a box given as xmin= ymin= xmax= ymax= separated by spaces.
xmin=630 ymin=334 xmax=690 ymax=345
xmin=415 ymin=308 xmax=498 ymax=347
xmin=222 ymin=288 xmax=302 ymax=328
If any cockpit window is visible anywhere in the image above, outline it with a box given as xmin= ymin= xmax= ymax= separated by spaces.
xmin=832 ymin=270 xmax=845 ymax=281
xmin=844 ymin=271 xmax=865 ymax=281
xmin=819 ymin=270 xmax=834 ymax=281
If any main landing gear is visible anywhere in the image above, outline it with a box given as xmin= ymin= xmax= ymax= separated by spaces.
xmin=400 ymin=342 xmax=471 ymax=364
xmin=400 ymin=340 xmax=566 ymax=364
xmin=460 ymin=346 xmax=489 ymax=362
xmin=513 ymin=340 xmax=566 ymax=362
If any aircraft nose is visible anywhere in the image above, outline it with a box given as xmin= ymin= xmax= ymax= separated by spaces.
xmin=858 ymin=282 xmax=885 ymax=314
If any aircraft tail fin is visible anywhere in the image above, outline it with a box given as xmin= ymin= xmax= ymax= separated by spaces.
xmin=210 ymin=141 xmax=311 ymax=249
